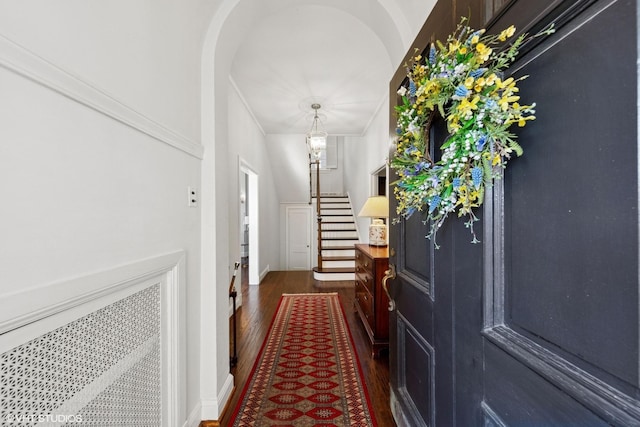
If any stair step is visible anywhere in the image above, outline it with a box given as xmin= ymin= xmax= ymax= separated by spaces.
xmin=322 ymin=260 xmax=355 ymax=268
xmin=313 ymin=267 xmax=355 ymax=274
xmin=321 ymin=245 xmax=354 ymax=251
xmin=313 ymin=271 xmax=355 ymax=282
xmin=323 ymin=236 xmax=359 ymax=241
xmin=322 ymin=247 xmax=355 ymax=257
xmin=321 ymin=212 xmax=352 ymax=216
xmin=323 ymin=256 xmax=355 ymax=262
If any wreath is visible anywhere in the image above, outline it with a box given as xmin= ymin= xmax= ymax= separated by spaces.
xmin=391 ymin=17 xmax=554 ymax=248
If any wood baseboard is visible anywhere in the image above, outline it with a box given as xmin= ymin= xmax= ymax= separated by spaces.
xmin=199 ymin=421 xmax=219 ymax=427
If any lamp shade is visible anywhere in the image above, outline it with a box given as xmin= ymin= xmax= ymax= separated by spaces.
xmin=358 ymin=196 xmax=389 ymax=218
xmin=307 ymin=132 xmax=327 ymax=159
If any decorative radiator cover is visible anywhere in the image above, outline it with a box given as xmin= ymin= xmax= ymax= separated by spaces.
xmin=1 ymin=284 xmax=162 ymax=426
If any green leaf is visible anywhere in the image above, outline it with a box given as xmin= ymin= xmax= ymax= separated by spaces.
xmin=443 ymin=185 xmax=453 ymax=199
xmin=482 ymin=157 xmax=492 ymax=180
xmin=509 ymin=140 xmax=524 ymax=156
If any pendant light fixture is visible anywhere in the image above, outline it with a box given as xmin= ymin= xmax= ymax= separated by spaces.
xmin=306 ymin=103 xmax=327 ymax=160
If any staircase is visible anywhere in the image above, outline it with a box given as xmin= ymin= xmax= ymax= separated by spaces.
xmin=312 ymin=195 xmax=359 ymax=281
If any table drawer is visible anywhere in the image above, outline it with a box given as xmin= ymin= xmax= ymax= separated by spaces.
xmin=355 ymin=280 xmax=374 ymax=330
xmin=355 ymin=269 xmax=374 ymax=293
xmin=354 ymin=244 xmax=389 ymax=358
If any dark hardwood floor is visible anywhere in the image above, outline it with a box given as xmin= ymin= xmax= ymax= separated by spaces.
xmin=218 ymin=265 xmax=395 ymax=426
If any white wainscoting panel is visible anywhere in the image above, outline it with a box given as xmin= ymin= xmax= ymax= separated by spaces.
xmin=0 ymin=252 xmax=184 ymax=427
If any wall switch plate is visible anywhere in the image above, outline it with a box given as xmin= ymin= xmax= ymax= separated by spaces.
xmin=188 ymin=186 xmax=198 ymax=207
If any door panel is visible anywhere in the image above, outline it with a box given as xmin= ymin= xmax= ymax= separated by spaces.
xmin=483 ymin=343 xmax=609 ymax=426
xmin=400 ymin=215 xmax=433 ymax=295
xmin=286 ymin=206 xmax=311 ymax=270
xmin=396 ymin=314 xmax=435 ymax=426
xmin=485 ymin=0 xmax=640 ymax=424
xmin=503 ymin=0 xmax=637 ymax=386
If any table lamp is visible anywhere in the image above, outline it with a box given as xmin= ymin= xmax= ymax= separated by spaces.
xmin=358 ymin=196 xmax=389 ymax=247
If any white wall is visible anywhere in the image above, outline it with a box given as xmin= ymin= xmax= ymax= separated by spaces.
xmin=343 ymin=99 xmax=392 ymax=242
xmin=227 ymin=82 xmax=281 ymax=276
xmin=0 ymin=1 xmax=216 ymax=423
xmin=0 ymin=0 xmax=216 ymax=143
xmin=266 ymin=134 xmax=346 ymax=203
xmin=266 ymin=134 xmax=317 ymax=203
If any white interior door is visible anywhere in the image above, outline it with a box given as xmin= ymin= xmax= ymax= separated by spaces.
xmin=286 ymin=206 xmax=311 ymax=270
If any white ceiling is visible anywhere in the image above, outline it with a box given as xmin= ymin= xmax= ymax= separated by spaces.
xmin=229 ymin=1 xmax=435 ymax=136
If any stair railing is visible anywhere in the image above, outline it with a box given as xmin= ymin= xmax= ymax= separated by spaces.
xmin=313 ymin=159 xmax=323 ymax=271
xmin=308 ymin=153 xmax=313 ymax=205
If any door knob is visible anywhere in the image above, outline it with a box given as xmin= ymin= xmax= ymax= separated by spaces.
xmin=381 ymin=264 xmax=396 ymax=312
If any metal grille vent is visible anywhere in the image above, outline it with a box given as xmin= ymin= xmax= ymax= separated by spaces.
xmin=0 ymin=284 xmax=161 ymax=426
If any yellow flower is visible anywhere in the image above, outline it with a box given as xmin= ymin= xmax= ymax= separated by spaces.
xmin=457 ymin=96 xmax=480 ymax=117
xmin=496 ymin=77 xmax=515 ymax=90
xmin=498 ymin=25 xmax=516 ymax=42
xmin=449 ymin=41 xmax=460 ymax=54
xmin=425 ymin=80 xmax=440 ymax=95
xmin=519 ymin=116 xmax=535 ymax=126
xmin=485 ymin=73 xmax=498 ymax=87
xmin=499 ymin=95 xmax=520 ymax=111
xmin=459 ymin=46 xmax=468 ymax=55
xmin=492 ymin=154 xmax=501 ymax=166
xmin=471 ymin=35 xmax=480 ymax=45
xmin=474 ymin=77 xmax=486 ymax=92
xmin=448 ymin=115 xmax=461 ymax=133
xmin=508 ymin=114 xmax=536 ymax=127
xmin=476 ymin=43 xmax=492 ymax=62
xmin=464 ymin=77 xmax=475 ymax=89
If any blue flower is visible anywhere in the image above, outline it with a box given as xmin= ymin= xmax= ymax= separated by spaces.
xmin=429 ymin=44 xmax=437 ymax=65
xmin=406 ymin=207 xmax=417 ymax=217
xmin=428 ymin=196 xmax=441 ymax=214
xmin=396 ymin=127 xmax=402 ymax=135
xmin=469 ymin=68 xmax=487 ymax=78
xmin=466 ymin=30 xmax=483 ymax=45
xmin=471 ymin=166 xmax=483 ymax=189
xmin=476 ymin=134 xmax=487 ymax=151
xmin=452 ymin=177 xmax=461 ymax=189
xmin=485 ymin=99 xmax=497 ymax=109
xmin=415 ymin=161 xmax=430 ymax=172
xmin=453 ymin=85 xmax=469 ymax=99
xmin=409 ymin=80 xmax=417 ymax=97
xmin=403 ymin=168 xmax=415 ymax=177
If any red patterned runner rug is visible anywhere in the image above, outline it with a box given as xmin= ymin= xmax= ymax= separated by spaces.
xmin=229 ymin=292 xmax=378 ymax=426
